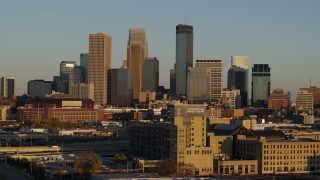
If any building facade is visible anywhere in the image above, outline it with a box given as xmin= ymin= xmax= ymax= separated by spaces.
xmin=175 ymin=24 xmax=193 ymax=97
xmin=88 ymin=33 xmax=112 ymax=105
xmin=227 ymin=56 xmax=249 ymax=107
xmin=142 ymin=57 xmax=159 ymax=92
xmin=296 ymin=90 xmax=314 ymax=115
xmin=28 ymin=80 xmax=53 ymax=98
xmin=221 ymin=88 xmax=241 ymax=109
xmin=0 ymin=76 xmax=15 ymax=99
xmin=268 ymin=88 xmax=288 ymax=110
xmin=127 ymin=28 xmax=148 ymax=102
xmin=108 ymin=68 xmax=133 ymax=106
xmin=80 ymin=53 xmax=89 ymax=83
xmin=251 ymin=64 xmax=271 ymax=107
xmin=187 ymin=67 xmax=211 ymax=104
xmin=300 ymin=86 xmax=320 ymax=105
xmin=195 ymin=60 xmax=223 ymax=102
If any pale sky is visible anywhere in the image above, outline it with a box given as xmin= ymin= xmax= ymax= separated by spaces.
xmin=1 ymin=0 xmax=320 ymax=99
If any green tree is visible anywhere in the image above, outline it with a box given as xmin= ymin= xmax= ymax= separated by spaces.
xmin=74 ymin=151 xmax=102 ymax=175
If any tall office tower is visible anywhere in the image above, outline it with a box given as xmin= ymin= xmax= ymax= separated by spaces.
xmin=195 ymin=59 xmax=223 ymax=102
xmin=221 ymin=88 xmax=241 ymax=109
xmin=142 ymin=57 xmax=159 ymax=92
xmin=296 ymin=90 xmax=314 ymax=115
xmin=170 ymin=68 xmax=176 ymax=97
xmin=227 ymin=56 xmax=249 ymax=107
xmin=127 ymin=28 xmax=147 ymax=102
xmin=60 ymin=61 xmax=77 ymax=79
xmin=175 ymin=24 xmax=193 ymax=97
xmin=251 ymin=64 xmax=271 ymax=107
xmin=88 ymin=33 xmax=112 ymax=105
xmin=108 ymin=68 xmax=133 ymax=106
xmin=0 ymin=76 xmax=15 ymax=99
xmin=53 ymin=61 xmax=77 ymax=94
xmin=28 ymin=80 xmax=53 ymax=98
xmin=80 ymin=53 xmax=89 ymax=83
xmin=72 ymin=66 xmax=86 ymax=84
xmin=187 ymin=67 xmax=211 ymax=104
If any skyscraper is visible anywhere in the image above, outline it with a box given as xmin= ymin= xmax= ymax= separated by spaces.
xmin=187 ymin=67 xmax=211 ymax=104
xmin=142 ymin=57 xmax=159 ymax=92
xmin=0 ymin=76 xmax=15 ymax=99
xmin=227 ymin=56 xmax=249 ymax=107
xmin=251 ymin=64 xmax=271 ymax=107
xmin=80 ymin=53 xmax=89 ymax=83
xmin=28 ymin=79 xmax=53 ymax=98
xmin=127 ymin=28 xmax=147 ymax=102
xmin=175 ymin=24 xmax=193 ymax=97
xmin=170 ymin=68 xmax=176 ymax=97
xmin=88 ymin=33 xmax=112 ymax=105
xmin=195 ymin=59 xmax=223 ymax=102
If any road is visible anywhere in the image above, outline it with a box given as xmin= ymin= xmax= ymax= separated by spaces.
xmin=0 ymin=163 xmax=30 ymax=180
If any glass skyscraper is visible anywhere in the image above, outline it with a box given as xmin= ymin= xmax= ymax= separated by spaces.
xmin=227 ymin=56 xmax=249 ymax=107
xmin=175 ymin=24 xmax=193 ymax=97
xmin=251 ymin=64 xmax=271 ymax=107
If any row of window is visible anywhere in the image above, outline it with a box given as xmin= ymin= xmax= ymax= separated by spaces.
xmin=264 ymin=144 xmax=320 ymax=149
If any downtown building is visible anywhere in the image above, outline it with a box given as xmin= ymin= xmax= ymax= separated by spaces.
xmin=227 ymin=56 xmax=249 ymax=107
xmin=268 ymin=88 xmax=289 ymax=110
xmin=88 ymin=33 xmax=112 ymax=105
xmin=187 ymin=67 xmax=211 ymax=104
xmin=251 ymin=64 xmax=271 ymax=107
xmin=195 ymin=59 xmax=223 ymax=103
xmin=108 ymin=68 xmax=133 ymax=106
xmin=175 ymin=24 xmax=193 ymax=97
xmin=0 ymin=76 xmax=15 ymax=100
xmin=142 ymin=57 xmax=159 ymax=92
xmin=127 ymin=28 xmax=148 ymax=103
xmin=296 ymin=90 xmax=314 ymax=115
xmin=28 ymin=80 xmax=53 ymax=98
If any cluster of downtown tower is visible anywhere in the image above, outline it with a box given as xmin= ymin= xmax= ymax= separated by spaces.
xmin=12 ymin=24 xmax=273 ymax=108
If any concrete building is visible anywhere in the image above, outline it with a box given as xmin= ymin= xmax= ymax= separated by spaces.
xmin=296 ymin=90 xmax=314 ymax=115
xmin=251 ymin=64 xmax=271 ymax=107
xmin=195 ymin=60 xmax=223 ymax=102
xmin=80 ymin=53 xmax=89 ymax=83
xmin=28 ymin=80 xmax=53 ymax=98
xmin=175 ymin=24 xmax=193 ymax=97
xmin=142 ymin=57 xmax=159 ymax=92
xmin=227 ymin=56 xmax=249 ymax=107
xmin=139 ymin=91 xmax=156 ymax=104
xmin=268 ymin=88 xmax=288 ymax=110
xmin=88 ymin=33 xmax=112 ymax=105
xmin=1 ymin=76 xmax=15 ymax=99
xmin=127 ymin=28 xmax=148 ymax=102
xmin=69 ymin=83 xmax=94 ymax=100
xmin=108 ymin=68 xmax=133 ymax=106
xmin=300 ymin=86 xmax=320 ymax=105
xmin=187 ymin=67 xmax=211 ymax=104
xmin=235 ymin=135 xmax=320 ymax=174
xmin=221 ymin=88 xmax=241 ymax=109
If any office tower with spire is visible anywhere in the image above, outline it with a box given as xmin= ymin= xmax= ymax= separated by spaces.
xmin=88 ymin=33 xmax=112 ymax=105
xmin=195 ymin=59 xmax=223 ymax=102
xmin=227 ymin=56 xmax=249 ymax=107
xmin=142 ymin=57 xmax=159 ymax=92
xmin=251 ymin=64 xmax=271 ymax=107
xmin=175 ymin=24 xmax=193 ymax=97
xmin=1 ymin=76 xmax=15 ymax=99
xmin=127 ymin=28 xmax=147 ymax=102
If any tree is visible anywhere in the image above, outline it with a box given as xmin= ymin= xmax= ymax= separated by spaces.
xmin=156 ymin=158 xmax=178 ymax=177
xmin=114 ymin=154 xmax=127 ymax=164
xmin=73 ymin=151 xmax=102 ymax=175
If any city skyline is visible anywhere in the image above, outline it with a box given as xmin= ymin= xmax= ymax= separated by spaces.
xmin=1 ymin=1 xmax=320 ymax=98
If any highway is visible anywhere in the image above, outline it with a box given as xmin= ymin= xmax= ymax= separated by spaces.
xmin=62 ymin=140 xmax=130 ymax=156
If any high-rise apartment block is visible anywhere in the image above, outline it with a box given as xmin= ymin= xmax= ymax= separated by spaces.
xmin=28 ymin=80 xmax=53 ymax=98
xmin=195 ymin=59 xmax=223 ymax=102
xmin=108 ymin=68 xmax=133 ymax=106
xmin=300 ymin=86 xmax=320 ymax=105
xmin=251 ymin=64 xmax=271 ymax=107
xmin=1 ymin=76 xmax=15 ymax=99
xmin=187 ymin=67 xmax=211 ymax=104
xmin=127 ymin=28 xmax=147 ymax=102
xmin=175 ymin=24 xmax=193 ymax=97
xmin=221 ymin=88 xmax=241 ymax=109
xmin=142 ymin=57 xmax=159 ymax=92
xmin=227 ymin=56 xmax=249 ymax=107
xmin=296 ymin=90 xmax=314 ymax=115
xmin=88 ymin=33 xmax=112 ymax=105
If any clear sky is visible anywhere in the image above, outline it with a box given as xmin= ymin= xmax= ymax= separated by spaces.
xmin=1 ymin=0 xmax=320 ymax=99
